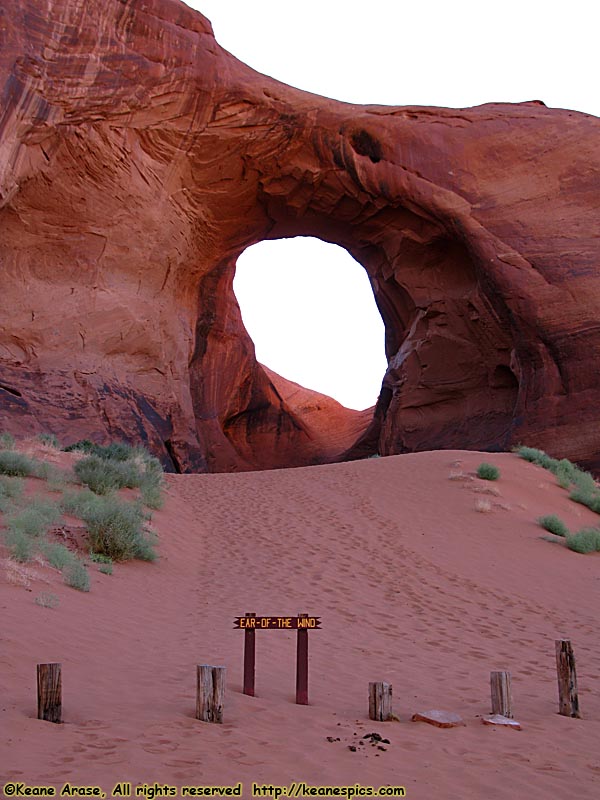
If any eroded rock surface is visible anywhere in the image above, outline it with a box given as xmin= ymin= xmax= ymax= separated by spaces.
xmin=1 ymin=0 xmax=600 ymax=471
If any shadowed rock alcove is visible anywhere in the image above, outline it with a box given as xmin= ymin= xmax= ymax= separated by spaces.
xmin=1 ymin=0 xmax=600 ymax=473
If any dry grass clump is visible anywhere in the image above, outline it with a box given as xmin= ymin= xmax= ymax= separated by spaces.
xmin=1 ymin=558 xmax=44 ymax=590
xmin=475 ymin=498 xmax=493 ymax=513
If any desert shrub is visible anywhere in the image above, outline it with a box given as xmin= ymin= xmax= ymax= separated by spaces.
xmin=516 ymin=446 xmax=599 ymax=500
xmin=65 ymin=439 xmax=133 ymax=461
xmin=37 ymin=433 xmax=60 ymax=448
xmin=0 ymin=475 xmax=23 ymax=512
xmin=537 ymin=514 xmax=569 ymax=537
xmin=60 ymin=487 xmax=102 ymax=518
xmin=566 ymin=527 xmax=600 ymax=554
xmin=62 ymin=559 xmax=90 ymax=591
xmin=140 ymin=478 xmax=164 ymax=509
xmin=33 ymin=461 xmax=72 ymax=486
xmin=83 ymin=496 xmax=156 ymax=561
xmin=0 ymin=432 xmax=15 ymax=449
xmin=101 ymin=441 xmax=136 ymax=461
xmin=40 ymin=541 xmax=75 ymax=570
xmin=7 ymin=500 xmax=61 ymax=539
xmin=3 ymin=529 xmax=34 ymax=562
xmin=0 ymin=475 xmax=23 ymax=499
xmin=74 ymin=455 xmax=148 ymax=494
xmin=98 ymin=563 xmax=113 ymax=575
xmin=569 ymin=488 xmax=600 ymax=515
xmin=73 ymin=447 xmax=164 ymax=506
xmin=88 ymin=551 xmax=112 ymax=564
xmin=515 ymin=446 xmax=558 ymax=471
xmin=35 ymin=592 xmax=60 ymax=609
xmin=64 ymin=439 xmax=95 ymax=455
xmin=74 ymin=456 xmax=127 ymax=494
xmin=571 ymin=470 xmax=598 ymax=494
xmin=554 ymin=459 xmax=578 ymax=489
xmin=476 ymin=462 xmax=500 ymax=481
xmin=0 ymin=450 xmax=36 ymax=477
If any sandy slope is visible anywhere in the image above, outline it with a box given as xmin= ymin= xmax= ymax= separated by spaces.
xmin=1 ymin=451 xmax=599 ymax=799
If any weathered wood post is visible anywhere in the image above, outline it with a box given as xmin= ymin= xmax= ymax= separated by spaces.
xmin=37 ymin=663 xmax=62 ymax=723
xmin=196 ymin=665 xmax=225 ymax=723
xmin=243 ymin=612 xmax=256 ymax=697
xmin=369 ymin=681 xmax=393 ymax=721
xmin=555 ymin=639 xmax=581 ymax=718
xmin=296 ymin=612 xmax=309 ymax=705
xmin=490 ymin=671 xmax=513 ymax=718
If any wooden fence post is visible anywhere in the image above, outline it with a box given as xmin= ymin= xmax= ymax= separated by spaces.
xmin=369 ymin=681 xmax=393 ymax=721
xmin=196 ymin=665 xmax=225 ymax=723
xmin=37 ymin=663 xmax=62 ymax=723
xmin=555 ymin=639 xmax=581 ymax=718
xmin=490 ymin=671 xmax=513 ymax=718
xmin=243 ymin=612 xmax=256 ymax=696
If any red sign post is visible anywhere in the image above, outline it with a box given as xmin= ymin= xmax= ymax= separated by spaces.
xmin=234 ymin=612 xmax=321 ymax=704
xmin=242 ymin=612 xmax=256 ymax=697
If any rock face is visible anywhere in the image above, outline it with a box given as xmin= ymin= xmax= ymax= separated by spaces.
xmin=1 ymin=0 xmax=600 ymax=472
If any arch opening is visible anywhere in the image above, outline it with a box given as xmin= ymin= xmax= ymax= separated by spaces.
xmin=233 ymin=237 xmax=387 ymax=411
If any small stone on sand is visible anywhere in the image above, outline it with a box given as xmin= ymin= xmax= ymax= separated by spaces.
xmin=482 ymin=715 xmax=521 ymax=730
xmin=411 ymin=710 xmax=465 ymax=728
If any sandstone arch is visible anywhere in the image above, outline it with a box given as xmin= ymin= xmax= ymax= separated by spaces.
xmin=1 ymin=0 xmax=600 ymax=472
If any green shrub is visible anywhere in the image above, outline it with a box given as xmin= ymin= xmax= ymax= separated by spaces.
xmin=566 ymin=528 xmax=600 ymax=554
xmin=537 ymin=514 xmax=569 ymax=537
xmin=514 ymin=446 xmax=558 ymax=471
xmin=33 ymin=461 xmax=71 ymax=486
xmin=0 ymin=475 xmax=23 ymax=499
xmin=0 ymin=450 xmax=36 ymax=477
xmin=101 ymin=441 xmax=135 ymax=461
xmin=40 ymin=541 xmax=75 ymax=570
xmin=37 ymin=433 xmax=60 ymax=448
xmin=0 ymin=475 xmax=23 ymax=512
xmin=64 ymin=439 xmax=96 ymax=455
xmin=88 ymin=551 xmax=112 ymax=564
xmin=98 ymin=563 xmax=113 ymax=575
xmin=0 ymin=432 xmax=15 ymax=449
xmin=7 ymin=501 xmax=61 ymax=538
xmin=555 ymin=459 xmax=578 ymax=489
xmin=61 ymin=488 xmax=102 ymax=518
xmin=3 ymin=528 xmax=34 ymax=562
xmin=83 ymin=496 xmax=156 ymax=562
xmin=569 ymin=488 xmax=600 ymax=514
xmin=140 ymin=480 xmax=164 ymax=510
xmin=65 ymin=439 xmax=134 ymax=461
xmin=62 ymin=559 xmax=90 ymax=591
xmin=74 ymin=455 xmax=145 ymax=494
xmin=73 ymin=456 xmax=125 ymax=494
xmin=515 ymin=446 xmax=595 ymax=486
xmin=476 ymin=462 xmax=500 ymax=481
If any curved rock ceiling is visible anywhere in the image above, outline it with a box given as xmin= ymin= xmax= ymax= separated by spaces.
xmin=1 ymin=0 xmax=600 ymax=472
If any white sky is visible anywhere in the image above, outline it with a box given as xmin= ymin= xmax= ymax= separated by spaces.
xmin=183 ymin=0 xmax=597 ymax=410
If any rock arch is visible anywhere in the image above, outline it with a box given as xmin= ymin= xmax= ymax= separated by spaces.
xmin=1 ymin=0 xmax=600 ymax=471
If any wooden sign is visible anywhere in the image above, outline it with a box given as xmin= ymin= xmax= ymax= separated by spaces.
xmin=235 ymin=612 xmax=320 ymax=705
xmin=233 ymin=615 xmax=321 ymax=630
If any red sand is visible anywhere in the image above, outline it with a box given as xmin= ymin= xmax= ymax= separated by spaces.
xmin=1 ymin=451 xmax=599 ymax=798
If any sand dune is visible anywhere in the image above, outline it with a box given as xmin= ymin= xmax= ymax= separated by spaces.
xmin=1 ymin=451 xmax=599 ymax=799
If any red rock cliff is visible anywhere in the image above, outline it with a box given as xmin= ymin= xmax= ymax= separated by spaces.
xmin=1 ymin=0 xmax=600 ymax=472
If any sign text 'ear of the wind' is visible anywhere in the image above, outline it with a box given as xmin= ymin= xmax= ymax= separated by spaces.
xmin=233 ymin=616 xmax=321 ymax=630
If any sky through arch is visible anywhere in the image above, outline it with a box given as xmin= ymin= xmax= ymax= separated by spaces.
xmin=233 ymin=238 xmax=387 ymax=410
